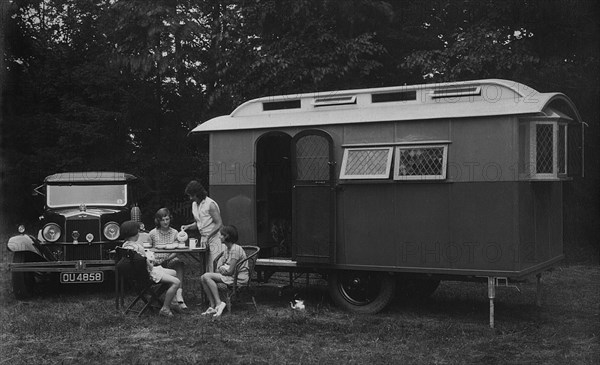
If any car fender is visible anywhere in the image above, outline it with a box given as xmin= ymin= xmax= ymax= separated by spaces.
xmin=7 ymin=234 xmax=44 ymax=257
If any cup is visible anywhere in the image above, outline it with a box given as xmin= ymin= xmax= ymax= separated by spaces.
xmin=189 ymin=238 xmax=197 ymax=249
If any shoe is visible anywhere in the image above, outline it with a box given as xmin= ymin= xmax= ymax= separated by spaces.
xmin=159 ymin=308 xmax=173 ymax=317
xmin=201 ymin=307 xmax=216 ymax=315
xmin=170 ymin=303 xmax=184 ymax=314
xmin=213 ymin=302 xmax=226 ymax=317
xmin=170 ymin=300 xmax=188 ymax=313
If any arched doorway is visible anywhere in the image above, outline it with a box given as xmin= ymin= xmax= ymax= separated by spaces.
xmin=255 ymin=132 xmax=292 ymax=257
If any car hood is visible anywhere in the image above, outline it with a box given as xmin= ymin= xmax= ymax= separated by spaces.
xmin=48 ymin=207 xmax=124 ymax=219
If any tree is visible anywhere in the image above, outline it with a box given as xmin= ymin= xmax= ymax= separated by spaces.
xmin=1 ymin=0 xmax=598 ymax=250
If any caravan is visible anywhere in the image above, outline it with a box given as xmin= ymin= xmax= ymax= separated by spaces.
xmin=190 ymin=79 xmax=584 ymax=320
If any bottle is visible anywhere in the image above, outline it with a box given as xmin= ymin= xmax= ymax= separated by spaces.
xmin=131 ymin=204 xmax=141 ymax=222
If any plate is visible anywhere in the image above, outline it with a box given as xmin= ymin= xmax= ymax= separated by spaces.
xmin=60 ymin=272 xmax=104 ymax=284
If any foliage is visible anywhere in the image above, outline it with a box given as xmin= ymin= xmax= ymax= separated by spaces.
xmin=1 ymin=0 xmax=598 ymax=241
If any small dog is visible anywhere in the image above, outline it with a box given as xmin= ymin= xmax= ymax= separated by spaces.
xmin=290 ymin=299 xmax=305 ymax=310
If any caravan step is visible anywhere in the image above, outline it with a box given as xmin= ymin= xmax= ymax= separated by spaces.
xmin=256 ymin=258 xmax=297 ymax=267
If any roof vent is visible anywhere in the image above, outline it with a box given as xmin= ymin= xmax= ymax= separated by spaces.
xmin=263 ymin=100 xmax=301 ymax=111
xmin=312 ymin=95 xmax=357 ymax=107
xmin=372 ymin=91 xmax=417 ymax=103
xmin=431 ymin=86 xmax=481 ymax=98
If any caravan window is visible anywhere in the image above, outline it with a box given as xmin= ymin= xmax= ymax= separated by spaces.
xmin=393 ymin=145 xmax=448 ymax=180
xmin=339 ymin=147 xmax=393 ymax=179
xmin=339 ymin=143 xmax=449 ymax=181
xmin=519 ymin=121 xmax=571 ymax=179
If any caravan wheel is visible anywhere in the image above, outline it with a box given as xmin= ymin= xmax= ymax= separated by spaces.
xmin=328 ymin=271 xmax=395 ymax=314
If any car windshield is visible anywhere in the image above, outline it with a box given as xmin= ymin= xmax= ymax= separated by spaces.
xmin=47 ymin=184 xmax=127 ymax=208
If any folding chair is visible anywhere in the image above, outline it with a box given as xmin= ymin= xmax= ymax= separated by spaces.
xmin=115 ymin=247 xmax=168 ymax=317
xmin=213 ymin=246 xmax=260 ymax=313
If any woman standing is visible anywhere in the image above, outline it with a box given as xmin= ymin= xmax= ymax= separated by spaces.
xmin=181 ymin=180 xmax=224 ymax=272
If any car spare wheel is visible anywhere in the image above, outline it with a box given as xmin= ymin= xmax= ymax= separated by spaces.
xmin=328 ymin=270 xmax=395 ymax=314
xmin=11 ymin=252 xmax=36 ymax=299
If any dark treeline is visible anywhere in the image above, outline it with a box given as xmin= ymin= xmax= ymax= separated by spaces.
xmin=1 ymin=0 xmax=598 ymax=254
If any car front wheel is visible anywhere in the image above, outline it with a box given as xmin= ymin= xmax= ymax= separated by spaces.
xmin=11 ymin=252 xmax=36 ymax=299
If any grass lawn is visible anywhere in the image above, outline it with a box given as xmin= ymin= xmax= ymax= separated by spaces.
xmin=0 ymin=241 xmax=598 ymax=364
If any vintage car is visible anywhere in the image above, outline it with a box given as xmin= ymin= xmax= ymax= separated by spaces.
xmin=7 ymin=172 xmax=144 ymax=299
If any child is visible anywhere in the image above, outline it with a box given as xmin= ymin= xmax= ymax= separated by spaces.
xmin=120 ymin=220 xmax=181 ymax=317
xmin=148 ymin=208 xmax=187 ymax=309
xmin=199 ymin=225 xmax=248 ymax=317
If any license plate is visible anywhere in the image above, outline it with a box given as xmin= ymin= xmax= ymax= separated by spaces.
xmin=60 ymin=272 xmax=104 ymax=284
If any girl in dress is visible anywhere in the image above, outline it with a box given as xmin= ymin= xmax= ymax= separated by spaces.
xmin=120 ymin=220 xmax=181 ymax=317
xmin=199 ymin=225 xmax=248 ymax=317
xmin=148 ymin=208 xmax=187 ymax=309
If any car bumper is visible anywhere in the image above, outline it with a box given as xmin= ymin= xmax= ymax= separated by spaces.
xmin=8 ymin=260 xmax=116 ymax=273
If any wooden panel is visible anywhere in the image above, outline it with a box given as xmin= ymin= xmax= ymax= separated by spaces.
xmin=393 ymin=184 xmax=450 ymax=269
xmin=449 ymin=116 xmax=517 ymax=182
xmin=293 ymin=186 xmax=331 ymax=263
xmin=343 ymin=122 xmax=395 ymax=144
xmin=449 ymin=182 xmax=518 ymax=271
xmin=549 ymin=182 xmax=563 ymax=258
xmin=211 ymin=185 xmax=256 ymax=244
xmin=339 ymin=184 xmax=396 ymax=267
xmin=210 ymin=132 xmax=255 ymax=185
xmin=394 ymin=120 xmax=450 ymax=142
xmin=339 ymin=182 xmax=522 ymax=272
xmin=518 ymin=182 xmax=536 ymax=265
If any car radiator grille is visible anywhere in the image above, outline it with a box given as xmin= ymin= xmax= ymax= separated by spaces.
xmin=65 ymin=244 xmax=105 ymax=261
xmin=65 ymin=218 xmax=101 ymax=243
xmin=64 ymin=218 xmax=105 ymax=260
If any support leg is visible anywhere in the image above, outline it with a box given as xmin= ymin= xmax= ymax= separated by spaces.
xmin=535 ymin=273 xmax=543 ymax=307
xmin=487 ymin=277 xmax=496 ymax=329
xmin=115 ymin=269 xmax=119 ymax=310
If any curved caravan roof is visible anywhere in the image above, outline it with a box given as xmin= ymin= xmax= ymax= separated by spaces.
xmin=45 ymin=172 xmax=137 ymax=184
xmin=191 ymin=79 xmax=583 ymax=133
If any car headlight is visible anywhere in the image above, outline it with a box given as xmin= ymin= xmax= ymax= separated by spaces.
xmin=103 ymin=222 xmax=120 ymax=241
xmin=42 ymin=223 xmax=62 ymax=242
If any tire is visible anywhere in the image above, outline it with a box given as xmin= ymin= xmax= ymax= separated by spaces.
xmin=12 ymin=252 xmax=36 ymax=299
xmin=396 ymin=275 xmax=440 ymax=301
xmin=328 ymin=270 xmax=395 ymax=314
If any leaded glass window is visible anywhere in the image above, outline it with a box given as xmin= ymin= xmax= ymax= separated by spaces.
xmin=535 ymin=124 xmax=554 ymax=174
xmin=339 ymin=147 xmax=393 ymax=179
xmin=394 ymin=145 xmax=448 ymax=180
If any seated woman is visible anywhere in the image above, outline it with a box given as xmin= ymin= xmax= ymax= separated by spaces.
xmin=200 ymin=225 xmax=248 ymax=317
xmin=120 ymin=220 xmax=181 ymax=317
xmin=148 ymin=208 xmax=187 ymax=309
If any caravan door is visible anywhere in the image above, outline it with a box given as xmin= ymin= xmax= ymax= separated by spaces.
xmin=291 ymin=130 xmax=335 ymax=264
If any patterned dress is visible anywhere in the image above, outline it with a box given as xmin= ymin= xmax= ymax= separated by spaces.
xmin=148 ymin=227 xmax=178 ymax=265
